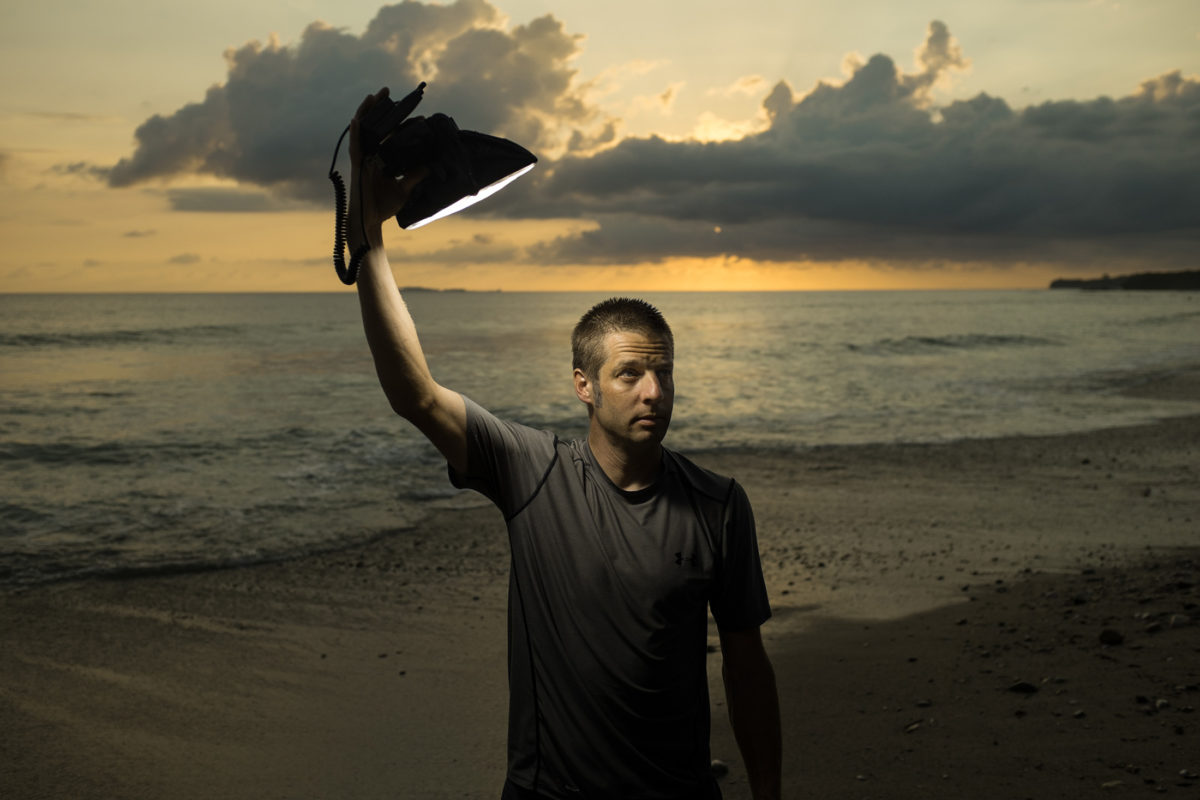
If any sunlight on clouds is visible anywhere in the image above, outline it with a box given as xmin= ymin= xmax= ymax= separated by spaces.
xmin=841 ymin=52 xmax=866 ymax=79
xmin=584 ymin=58 xmax=669 ymax=102
xmin=627 ymin=81 xmax=686 ymax=116
xmin=707 ymin=75 xmax=768 ymax=97
xmin=687 ymin=110 xmax=769 ymax=143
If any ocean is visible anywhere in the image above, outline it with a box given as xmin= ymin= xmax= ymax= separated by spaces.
xmin=2 ymin=290 xmax=1198 ymax=587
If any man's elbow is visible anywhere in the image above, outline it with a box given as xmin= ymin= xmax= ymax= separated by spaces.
xmin=384 ymin=382 xmax=438 ymax=423
xmin=724 ymin=648 xmax=776 ymax=689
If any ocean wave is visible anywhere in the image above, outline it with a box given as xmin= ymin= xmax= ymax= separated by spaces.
xmin=0 ymin=547 xmax=281 ymax=588
xmin=0 ymin=426 xmax=320 ymax=467
xmin=1130 ymin=309 xmax=1200 ymax=327
xmin=0 ymin=324 xmax=246 ymax=349
xmin=0 ymin=424 xmax=434 ymax=471
xmin=0 ymin=502 xmax=50 ymax=529
xmin=847 ymin=333 xmax=1058 ymax=356
xmin=0 ymin=513 xmax=419 ymax=589
xmin=0 ymin=439 xmax=217 ymax=466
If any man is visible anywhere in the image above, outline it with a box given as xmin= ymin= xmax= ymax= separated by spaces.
xmin=348 ymin=88 xmax=781 ymax=800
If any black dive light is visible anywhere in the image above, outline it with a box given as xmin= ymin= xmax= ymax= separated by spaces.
xmin=329 ymin=82 xmax=538 ymax=285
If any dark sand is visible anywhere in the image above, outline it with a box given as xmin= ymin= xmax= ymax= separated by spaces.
xmin=3 ymin=386 xmax=1198 ymax=798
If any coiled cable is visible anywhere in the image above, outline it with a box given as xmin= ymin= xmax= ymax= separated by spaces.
xmin=328 ymin=124 xmax=369 ymax=285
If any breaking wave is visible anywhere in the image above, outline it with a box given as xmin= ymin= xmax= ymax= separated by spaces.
xmin=847 ymin=333 xmax=1058 ymax=356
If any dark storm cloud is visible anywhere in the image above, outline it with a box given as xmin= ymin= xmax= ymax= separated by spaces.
xmin=524 ymin=22 xmax=1200 ymax=267
xmin=106 ymin=0 xmax=596 ymax=201
xmin=102 ymin=12 xmax=1199 ymax=270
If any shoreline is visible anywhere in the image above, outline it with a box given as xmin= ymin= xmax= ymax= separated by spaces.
xmin=4 ymin=357 xmax=1198 ymax=592
xmin=3 ymin=410 xmax=1198 ymax=798
xmin=7 ymin=400 xmax=1200 ymax=594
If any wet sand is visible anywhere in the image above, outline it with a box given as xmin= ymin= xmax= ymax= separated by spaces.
xmin=2 ymin=399 xmax=1198 ymax=798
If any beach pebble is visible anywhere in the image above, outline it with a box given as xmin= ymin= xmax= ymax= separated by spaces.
xmin=1099 ymin=628 xmax=1125 ymax=646
xmin=1008 ymin=680 xmax=1040 ymax=694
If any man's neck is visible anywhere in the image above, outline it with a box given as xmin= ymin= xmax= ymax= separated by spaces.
xmin=587 ymin=429 xmax=662 ymax=492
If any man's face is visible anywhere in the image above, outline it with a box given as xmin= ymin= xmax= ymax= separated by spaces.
xmin=577 ymin=330 xmax=674 ymax=447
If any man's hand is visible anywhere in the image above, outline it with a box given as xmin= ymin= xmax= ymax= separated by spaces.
xmin=348 ymin=87 xmax=429 ymax=252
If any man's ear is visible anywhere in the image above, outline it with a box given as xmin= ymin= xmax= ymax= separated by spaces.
xmin=573 ymin=368 xmax=592 ymax=405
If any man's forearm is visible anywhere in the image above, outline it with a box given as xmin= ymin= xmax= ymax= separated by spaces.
xmin=724 ymin=648 xmax=782 ymax=800
xmin=355 ymin=243 xmax=439 ymax=419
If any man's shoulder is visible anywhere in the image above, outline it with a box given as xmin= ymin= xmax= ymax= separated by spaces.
xmin=464 ymin=394 xmax=555 ymax=437
xmin=663 ymin=447 xmax=737 ymax=505
xmin=461 ymin=394 xmax=561 ymax=460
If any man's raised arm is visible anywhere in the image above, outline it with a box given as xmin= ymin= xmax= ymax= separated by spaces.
xmin=348 ymin=88 xmax=467 ymax=474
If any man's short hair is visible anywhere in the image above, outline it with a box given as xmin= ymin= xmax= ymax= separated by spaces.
xmin=572 ymin=297 xmax=674 ymax=379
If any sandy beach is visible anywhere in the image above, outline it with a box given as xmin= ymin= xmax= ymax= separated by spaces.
xmin=3 ymin=374 xmax=1198 ymax=798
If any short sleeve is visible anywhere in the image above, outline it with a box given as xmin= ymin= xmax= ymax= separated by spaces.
xmin=709 ymin=481 xmax=772 ymax=631
xmin=447 ymin=394 xmax=559 ymax=519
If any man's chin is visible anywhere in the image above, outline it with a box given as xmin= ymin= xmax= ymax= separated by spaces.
xmin=631 ymin=421 xmax=670 ymax=444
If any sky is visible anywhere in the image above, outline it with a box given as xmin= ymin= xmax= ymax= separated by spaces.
xmin=1 ymin=0 xmax=1197 ymax=292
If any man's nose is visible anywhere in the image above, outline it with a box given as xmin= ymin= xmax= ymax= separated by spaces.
xmin=640 ymin=372 xmax=664 ymax=401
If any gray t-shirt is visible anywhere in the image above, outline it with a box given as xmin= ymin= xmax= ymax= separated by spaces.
xmin=449 ymin=396 xmax=771 ymax=800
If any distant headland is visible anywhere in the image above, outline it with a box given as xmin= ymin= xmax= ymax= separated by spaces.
xmin=1050 ymin=270 xmax=1200 ymax=291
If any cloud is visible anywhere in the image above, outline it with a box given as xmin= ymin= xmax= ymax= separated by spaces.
xmin=709 ymin=75 xmax=768 ymax=98
xmin=629 ymin=81 xmax=684 ymax=115
xmin=519 ymin=22 xmax=1200 ymax=268
xmin=414 ymin=232 xmax=520 ymax=263
xmin=25 ymin=111 xmax=112 ymax=123
xmin=100 ymin=13 xmax=1199 ymax=272
xmin=164 ymin=187 xmax=295 ymax=212
xmin=907 ymin=19 xmax=970 ymax=103
xmin=53 ymin=161 xmax=111 ymax=180
xmin=106 ymin=0 xmax=603 ymax=202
